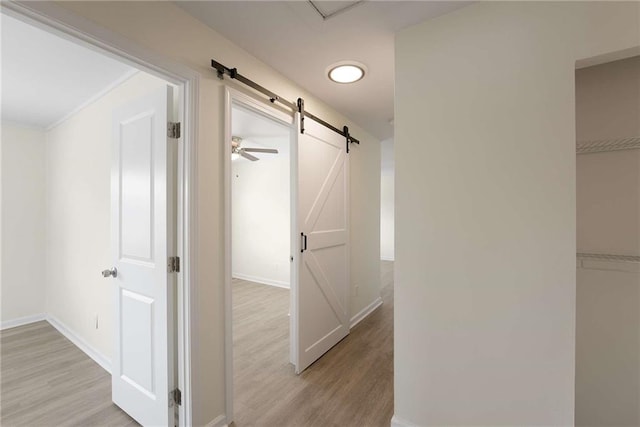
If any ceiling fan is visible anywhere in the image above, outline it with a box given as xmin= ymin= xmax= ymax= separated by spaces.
xmin=232 ymin=136 xmax=278 ymax=161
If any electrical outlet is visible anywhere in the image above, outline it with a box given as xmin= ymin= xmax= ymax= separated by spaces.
xmin=353 ymin=285 xmax=359 ymax=296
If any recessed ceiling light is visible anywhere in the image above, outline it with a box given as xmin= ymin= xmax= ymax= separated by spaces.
xmin=327 ymin=61 xmax=366 ymax=84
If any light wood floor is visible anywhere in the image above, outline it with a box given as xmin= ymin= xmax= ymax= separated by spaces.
xmin=232 ymin=260 xmax=394 ymax=427
xmin=1 ymin=261 xmax=393 ymax=427
xmin=0 ymin=321 xmax=137 ymax=427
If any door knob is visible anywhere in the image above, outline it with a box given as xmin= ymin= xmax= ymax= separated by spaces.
xmin=102 ymin=267 xmax=117 ymax=278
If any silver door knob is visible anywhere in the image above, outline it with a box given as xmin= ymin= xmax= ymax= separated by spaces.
xmin=102 ymin=267 xmax=117 ymax=278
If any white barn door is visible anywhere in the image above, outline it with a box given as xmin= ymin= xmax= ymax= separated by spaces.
xmin=294 ymin=115 xmax=349 ymax=373
xmin=109 ymin=86 xmax=176 ymax=426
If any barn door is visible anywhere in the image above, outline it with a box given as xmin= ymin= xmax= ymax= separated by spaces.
xmin=293 ymin=114 xmax=349 ymax=373
xmin=108 ymin=86 xmax=177 ymax=426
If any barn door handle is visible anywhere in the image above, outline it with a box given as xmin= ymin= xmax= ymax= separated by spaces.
xmin=300 ymin=233 xmax=307 ymax=253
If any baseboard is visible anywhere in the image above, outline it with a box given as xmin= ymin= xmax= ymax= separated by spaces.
xmin=381 ymin=256 xmax=395 ymax=262
xmin=350 ymin=296 xmax=383 ymax=329
xmin=46 ymin=314 xmax=112 ymax=374
xmin=232 ymin=273 xmax=290 ymax=289
xmin=1 ymin=313 xmax=46 ymax=330
xmin=391 ymin=414 xmax=419 ymax=427
xmin=205 ymin=414 xmax=227 ymax=427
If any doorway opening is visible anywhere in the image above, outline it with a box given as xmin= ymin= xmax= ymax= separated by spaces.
xmin=224 ymin=88 xmax=296 ymax=423
xmin=574 ymin=54 xmax=640 ymax=427
xmin=224 ymin=86 xmax=357 ymax=424
xmin=229 ymin=98 xmax=295 ymax=425
xmin=0 ymin=4 xmax=197 ymax=426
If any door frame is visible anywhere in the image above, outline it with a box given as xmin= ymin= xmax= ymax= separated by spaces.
xmin=0 ymin=2 xmax=199 ymax=426
xmin=223 ymin=86 xmax=296 ymax=424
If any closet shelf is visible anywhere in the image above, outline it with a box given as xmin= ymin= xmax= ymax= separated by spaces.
xmin=576 ymin=136 xmax=640 ymax=154
xmin=577 ymin=252 xmax=640 ymax=263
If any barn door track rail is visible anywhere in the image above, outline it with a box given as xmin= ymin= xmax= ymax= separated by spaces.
xmin=211 ymin=58 xmax=360 ymax=153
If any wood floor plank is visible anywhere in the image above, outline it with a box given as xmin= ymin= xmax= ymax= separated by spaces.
xmin=0 ymin=321 xmax=137 ymax=427
xmin=231 ymin=261 xmax=394 ymax=427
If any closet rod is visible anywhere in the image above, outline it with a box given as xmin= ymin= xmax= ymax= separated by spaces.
xmin=211 ymin=58 xmax=360 ymax=147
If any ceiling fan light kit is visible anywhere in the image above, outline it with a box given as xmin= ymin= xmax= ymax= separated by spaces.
xmin=231 ymin=135 xmax=279 ymax=162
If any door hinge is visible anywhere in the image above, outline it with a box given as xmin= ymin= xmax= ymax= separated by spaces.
xmin=171 ymin=388 xmax=182 ymax=406
xmin=168 ymin=256 xmax=180 ymax=273
xmin=167 ymin=122 xmax=181 ymax=139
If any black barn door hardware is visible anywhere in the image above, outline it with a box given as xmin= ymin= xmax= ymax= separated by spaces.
xmin=300 ymin=232 xmax=308 ymax=253
xmin=342 ymin=125 xmax=359 ymax=153
xmin=212 ymin=58 xmax=360 ymax=152
xmin=297 ymin=98 xmax=305 ymax=134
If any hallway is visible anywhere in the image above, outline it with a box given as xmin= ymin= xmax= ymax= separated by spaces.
xmin=232 ymin=261 xmax=394 ymax=426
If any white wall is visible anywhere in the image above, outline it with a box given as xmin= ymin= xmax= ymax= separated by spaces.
xmin=394 ymin=2 xmax=639 ymax=426
xmin=575 ymin=56 xmax=640 ymax=427
xmin=380 ymin=138 xmax=394 ymax=261
xmin=55 ymin=3 xmax=381 ymax=424
xmin=232 ymin=151 xmax=290 ymax=288
xmin=45 ymin=72 xmax=168 ymax=361
xmin=0 ymin=123 xmax=46 ymax=326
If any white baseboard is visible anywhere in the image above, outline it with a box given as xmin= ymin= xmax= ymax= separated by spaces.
xmin=46 ymin=314 xmax=112 ymax=374
xmin=232 ymin=273 xmax=290 ymax=289
xmin=350 ymin=296 xmax=383 ymax=329
xmin=381 ymin=256 xmax=395 ymax=262
xmin=391 ymin=414 xmax=419 ymax=427
xmin=1 ymin=313 xmax=46 ymax=330
xmin=205 ymin=414 xmax=227 ymax=427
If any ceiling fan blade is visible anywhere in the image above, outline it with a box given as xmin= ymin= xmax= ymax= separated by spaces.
xmin=242 ymin=148 xmax=279 ymax=154
xmin=240 ymin=150 xmax=259 ymax=161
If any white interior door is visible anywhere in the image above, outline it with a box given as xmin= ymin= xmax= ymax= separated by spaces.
xmin=110 ymin=85 xmax=176 ymax=426
xmin=294 ymin=114 xmax=349 ymax=373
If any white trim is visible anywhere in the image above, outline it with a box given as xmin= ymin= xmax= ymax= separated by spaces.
xmin=289 ymin=112 xmax=300 ymax=369
xmin=205 ymin=414 xmax=228 ymax=427
xmin=381 ymin=256 xmax=395 ymax=262
xmin=350 ymin=297 xmax=383 ymax=329
xmin=0 ymin=313 xmax=46 ymax=330
xmin=390 ymin=414 xmax=420 ymax=427
xmin=46 ymin=69 xmax=140 ymax=131
xmin=46 ymin=314 xmax=112 ymax=373
xmin=2 ymin=3 xmax=199 ymax=426
xmin=0 ymin=1 xmax=196 ymax=84
xmin=224 ymin=86 xmax=296 ymax=424
xmin=177 ymin=73 xmax=199 ymax=427
xmin=232 ymin=273 xmax=290 ymax=289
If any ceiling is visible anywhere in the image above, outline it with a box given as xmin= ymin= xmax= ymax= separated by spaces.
xmin=177 ymin=1 xmax=472 ymax=140
xmin=1 ymin=14 xmax=135 ymax=129
xmin=232 ymin=104 xmax=291 ymax=162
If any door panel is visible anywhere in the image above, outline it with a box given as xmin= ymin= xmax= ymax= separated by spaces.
xmin=111 ymin=86 xmax=175 ymax=426
xmin=119 ymin=112 xmax=154 ymax=262
xmin=294 ymin=115 xmax=349 ymax=373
